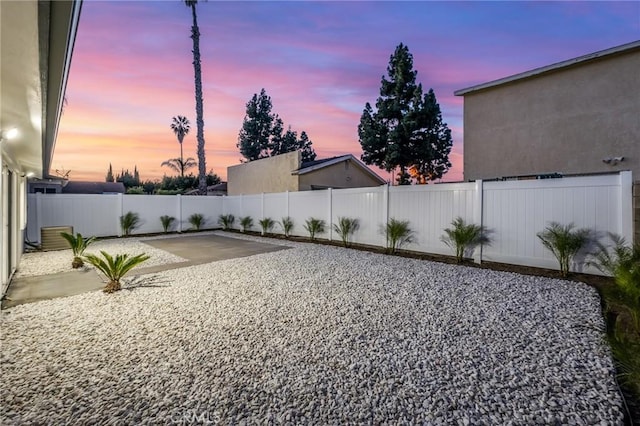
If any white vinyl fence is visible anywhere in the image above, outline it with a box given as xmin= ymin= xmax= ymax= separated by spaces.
xmin=27 ymin=171 xmax=633 ymax=274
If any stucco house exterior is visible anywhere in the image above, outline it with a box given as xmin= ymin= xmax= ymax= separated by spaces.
xmin=227 ymin=151 xmax=386 ymax=196
xmin=455 ymin=40 xmax=639 ymax=181
xmin=0 ymin=0 xmax=81 ymax=296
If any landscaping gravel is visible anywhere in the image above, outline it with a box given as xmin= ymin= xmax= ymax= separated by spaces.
xmin=15 ymin=237 xmax=186 ymax=278
xmin=0 ymin=234 xmax=625 ymax=424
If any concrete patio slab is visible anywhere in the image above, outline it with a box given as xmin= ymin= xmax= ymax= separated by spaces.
xmin=2 ymin=233 xmax=290 ymax=309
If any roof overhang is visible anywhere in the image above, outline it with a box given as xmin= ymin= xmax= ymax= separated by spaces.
xmin=454 ymin=40 xmax=640 ymax=97
xmin=0 ymin=0 xmax=82 ymax=178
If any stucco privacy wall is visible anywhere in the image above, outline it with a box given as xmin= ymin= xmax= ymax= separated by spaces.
xmin=227 ymin=151 xmax=300 ymax=196
xmin=298 ymin=159 xmax=383 ymax=190
xmin=461 ymin=45 xmax=640 ymax=181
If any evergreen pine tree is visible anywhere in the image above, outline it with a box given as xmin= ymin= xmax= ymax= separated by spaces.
xmin=105 ymin=163 xmax=114 ymax=182
xmin=237 ymin=89 xmax=274 ymax=161
xmin=358 ymin=43 xmax=452 ymax=184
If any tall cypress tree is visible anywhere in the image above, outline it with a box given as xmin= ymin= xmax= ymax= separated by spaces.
xmin=237 ymin=89 xmax=274 ymax=161
xmin=238 ymin=89 xmax=316 ymax=162
xmin=358 ymin=43 xmax=452 ymax=184
xmin=105 ymin=163 xmax=114 ymax=182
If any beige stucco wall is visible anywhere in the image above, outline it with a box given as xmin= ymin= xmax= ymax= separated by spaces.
xmin=462 ymin=48 xmax=640 ymax=181
xmin=227 ymin=151 xmax=300 ymax=195
xmin=298 ymin=159 xmax=383 ymax=190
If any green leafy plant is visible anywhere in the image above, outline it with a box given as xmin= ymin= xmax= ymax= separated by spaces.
xmin=304 ymin=217 xmax=326 ymax=241
xmin=590 ymin=233 xmax=640 ymax=335
xmin=84 ymin=251 xmax=150 ymax=293
xmin=60 ymin=232 xmax=96 ymax=268
xmin=188 ymin=213 xmax=205 ymax=231
xmin=383 ymin=218 xmax=414 ymax=254
xmin=536 ymin=222 xmax=591 ymax=277
xmin=440 ymin=217 xmax=490 ymax=263
xmin=259 ymin=217 xmax=275 ymax=235
xmin=160 ymin=215 xmax=175 ymax=233
xmin=120 ymin=211 xmax=140 ymax=236
xmin=218 ymin=214 xmax=235 ymax=231
xmin=239 ymin=216 xmax=253 ymax=233
xmin=280 ymin=216 xmax=294 ymax=238
xmin=333 ymin=217 xmax=360 ymax=247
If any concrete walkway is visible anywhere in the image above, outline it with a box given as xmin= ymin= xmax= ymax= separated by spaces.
xmin=2 ymin=234 xmax=289 ymax=309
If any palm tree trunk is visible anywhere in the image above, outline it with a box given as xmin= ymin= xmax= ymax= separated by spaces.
xmin=190 ymin=3 xmax=207 ymax=194
xmin=180 ymin=142 xmax=184 ymax=177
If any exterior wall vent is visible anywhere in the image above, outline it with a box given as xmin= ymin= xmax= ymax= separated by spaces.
xmin=40 ymin=226 xmax=73 ymax=251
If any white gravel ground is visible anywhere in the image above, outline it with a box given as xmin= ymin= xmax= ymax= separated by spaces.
xmin=0 ymin=234 xmax=625 ymax=424
xmin=15 ymin=237 xmax=187 ymax=278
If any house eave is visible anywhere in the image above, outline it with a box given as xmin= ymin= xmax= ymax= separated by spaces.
xmin=454 ymin=40 xmax=640 ymax=96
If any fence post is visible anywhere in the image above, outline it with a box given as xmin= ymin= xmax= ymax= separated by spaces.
xmin=473 ymin=179 xmax=484 ymax=264
xmin=286 ymin=191 xmax=290 ymax=218
xmin=261 ymin=193 xmax=265 ymax=219
xmin=176 ymin=194 xmax=183 ymax=233
xmin=620 ymin=171 xmax=633 ymax=242
xmin=35 ymin=192 xmax=42 ymax=244
xmin=383 ymin=184 xmax=390 ymax=247
xmin=116 ymin=193 xmax=123 ymax=237
xmin=327 ymin=188 xmax=333 ymax=241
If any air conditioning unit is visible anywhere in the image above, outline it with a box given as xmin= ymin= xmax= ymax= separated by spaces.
xmin=41 ymin=226 xmax=73 ymax=251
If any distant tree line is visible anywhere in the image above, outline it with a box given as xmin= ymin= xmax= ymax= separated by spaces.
xmin=105 ymin=163 xmax=220 ymax=194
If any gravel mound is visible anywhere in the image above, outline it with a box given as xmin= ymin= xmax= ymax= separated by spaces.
xmin=1 ymin=237 xmax=624 ymax=424
xmin=15 ymin=237 xmax=186 ymax=278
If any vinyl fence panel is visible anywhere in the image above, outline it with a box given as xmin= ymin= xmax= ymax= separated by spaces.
xmin=388 ymin=183 xmax=477 ymax=255
xmin=288 ymin=190 xmax=330 ymax=237
xmin=331 ymin=186 xmax=386 ymax=247
xmin=482 ymin=174 xmax=625 ymax=272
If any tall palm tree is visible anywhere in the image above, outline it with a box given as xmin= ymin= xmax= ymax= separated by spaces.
xmin=170 ymin=115 xmax=191 ymax=177
xmin=185 ymin=0 xmax=207 ymax=194
xmin=161 ymin=157 xmax=197 ymax=177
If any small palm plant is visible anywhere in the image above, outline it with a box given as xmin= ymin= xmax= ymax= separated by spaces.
xmin=440 ymin=217 xmax=490 ymax=263
xmin=160 ymin=215 xmax=175 ymax=233
xmin=239 ymin=216 xmax=253 ymax=233
xmin=84 ymin=251 xmax=150 ymax=293
xmin=333 ymin=217 xmax=360 ymax=248
xmin=188 ymin=213 xmax=205 ymax=231
xmin=537 ymin=222 xmax=591 ymax=277
xmin=383 ymin=218 xmax=414 ymax=254
xmin=218 ymin=214 xmax=235 ymax=231
xmin=120 ymin=211 xmax=140 ymax=236
xmin=304 ymin=217 xmax=326 ymax=241
xmin=60 ymin=232 xmax=96 ymax=268
xmin=259 ymin=217 xmax=275 ymax=236
xmin=280 ymin=216 xmax=294 ymax=238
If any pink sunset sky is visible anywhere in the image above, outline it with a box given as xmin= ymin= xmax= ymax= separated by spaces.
xmin=54 ymin=1 xmax=639 ymax=184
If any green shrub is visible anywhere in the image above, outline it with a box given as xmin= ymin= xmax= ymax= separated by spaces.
xmin=188 ymin=213 xmax=205 ymax=231
xmin=125 ymin=186 xmax=145 ymax=195
xmin=218 ymin=214 xmax=235 ymax=231
xmin=383 ymin=218 xmax=414 ymax=254
xmin=120 ymin=211 xmax=140 ymax=236
xmin=239 ymin=216 xmax=253 ymax=233
xmin=333 ymin=217 xmax=360 ymax=247
xmin=280 ymin=216 xmax=294 ymax=238
xmin=160 ymin=215 xmax=175 ymax=233
xmin=590 ymin=233 xmax=640 ymax=335
xmin=60 ymin=232 xmax=96 ymax=268
xmin=537 ymin=222 xmax=591 ymax=277
xmin=84 ymin=251 xmax=150 ymax=293
xmin=440 ymin=217 xmax=490 ymax=263
xmin=259 ymin=217 xmax=275 ymax=235
xmin=304 ymin=218 xmax=326 ymax=241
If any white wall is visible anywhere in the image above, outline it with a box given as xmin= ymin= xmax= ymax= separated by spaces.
xmin=26 ymin=172 xmax=633 ymax=275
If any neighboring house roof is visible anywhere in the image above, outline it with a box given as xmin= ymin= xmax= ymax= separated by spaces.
xmin=455 ymin=40 xmax=640 ymax=96
xmin=183 ymin=181 xmax=227 ymax=195
xmin=293 ymin=154 xmax=386 ymax=184
xmin=62 ymin=181 xmax=125 ymax=194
